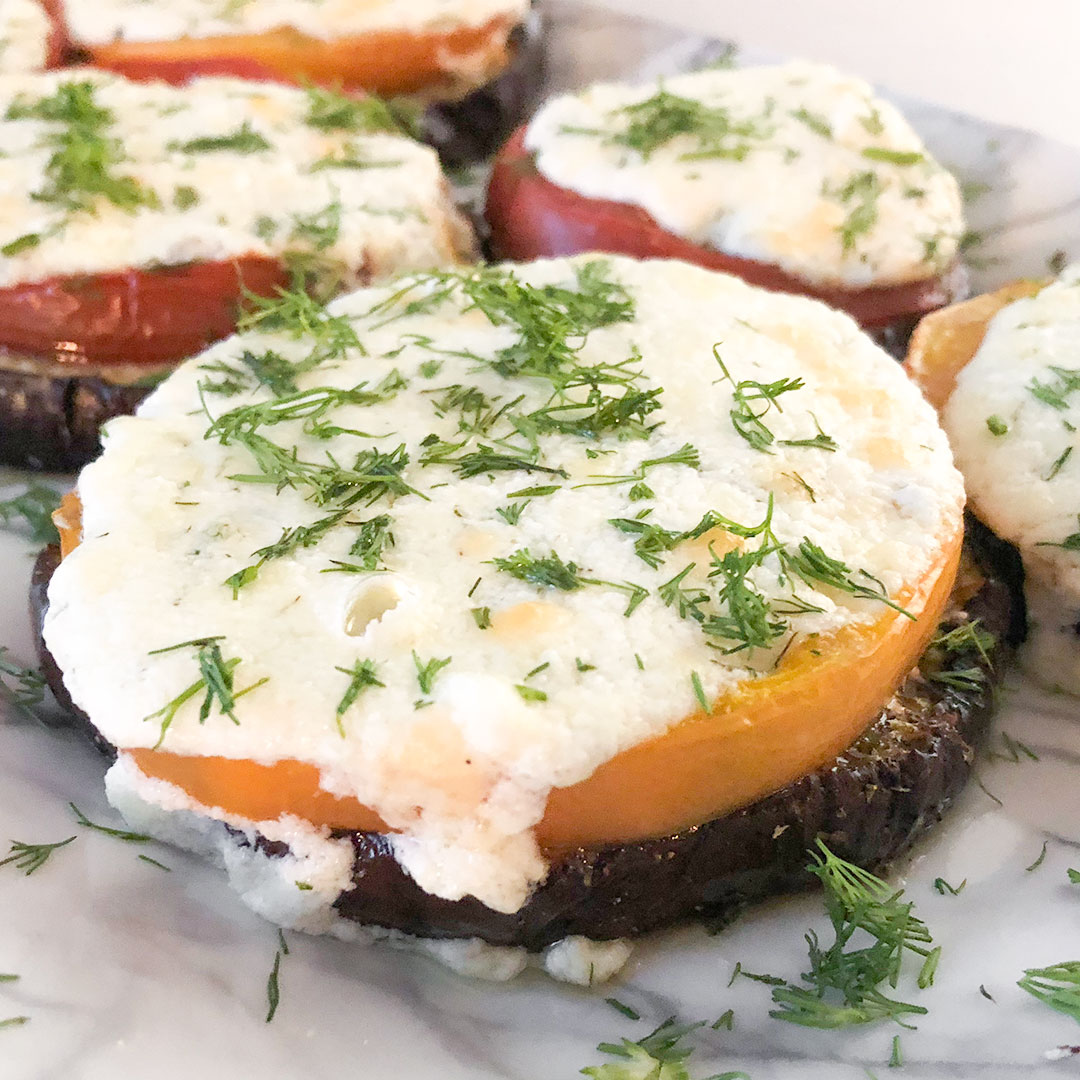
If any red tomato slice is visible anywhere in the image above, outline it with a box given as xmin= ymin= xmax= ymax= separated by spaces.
xmin=39 ymin=0 xmax=70 ymax=68
xmin=86 ymin=53 xmax=288 ymax=87
xmin=0 ymin=257 xmax=289 ymax=366
xmin=486 ymin=126 xmax=966 ymax=330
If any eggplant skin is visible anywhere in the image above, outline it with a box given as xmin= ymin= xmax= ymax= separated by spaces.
xmin=422 ymin=16 xmax=546 ymax=167
xmin=30 ymin=526 xmax=1015 ymax=949
xmin=0 ymin=364 xmax=154 ymax=472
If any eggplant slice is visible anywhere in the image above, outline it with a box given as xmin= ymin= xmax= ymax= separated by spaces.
xmin=0 ymin=351 xmax=166 ymax=471
xmin=30 ymin=520 xmax=1019 ymax=949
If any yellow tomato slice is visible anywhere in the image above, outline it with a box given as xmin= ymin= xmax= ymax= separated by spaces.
xmin=103 ymin=519 xmax=961 ymax=853
xmin=904 ymin=280 xmax=1044 ymax=412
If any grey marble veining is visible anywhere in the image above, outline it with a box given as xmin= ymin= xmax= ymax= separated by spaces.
xmin=3 ymin=3 xmax=1080 ymax=1077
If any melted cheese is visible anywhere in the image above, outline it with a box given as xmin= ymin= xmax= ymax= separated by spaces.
xmin=0 ymin=0 xmax=50 ymax=73
xmin=525 ymin=62 xmax=964 ymax=290
xmin=943 ymin=265 xmax=1080 ymax=692
xmin=61 ymin=0 xmax=530 ymax=45
xmin=43 ymin=256 xmax=963 ymax=914
xmin=0 ymin=70 xmax=473 ymax=289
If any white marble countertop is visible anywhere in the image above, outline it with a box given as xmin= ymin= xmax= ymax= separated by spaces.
xmin=581 ymin=0 xmax=1080 ymax=149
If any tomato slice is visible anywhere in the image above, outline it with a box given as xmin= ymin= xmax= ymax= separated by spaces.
xmin=40 ymin=0 xmax=70 ymax=68
xmin=0 ymin=257 xmax=289 ymax=366
xmin=72 ymin=18 xmax=516 ymax=96
xmin=486 ymin=126 xmax=966 ymax=330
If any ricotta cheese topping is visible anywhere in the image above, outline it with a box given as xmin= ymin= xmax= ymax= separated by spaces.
xmin=525 ymin=62 xmax=964 ymax=290
xmin=0 ymin=0 xmax=50 ymax=74
xmin=106 ymin=753 xmax=631 ymax=982
xmin=943 ymin=265 xmax=1080 ymax=693
xmin=61 ymin=0 xmax=530 ymax=45
xmin=43 ymin=256 xmax=963 ymax=914
xmin=0 ymin=70 xmax=473 ymax=289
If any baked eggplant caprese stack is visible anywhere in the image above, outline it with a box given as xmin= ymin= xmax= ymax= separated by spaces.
xmin=32 ymin=256 xmax=1014 ymax=980
xmin=0 ymin=68 xmax=475 ymax=470
xmin=487 ymin=62 xmax=968 ymax=341
xmin=907 ymin=265 xmax=1080 ymax=694
xmin=6 ymin=0 xmax=544 ymax=163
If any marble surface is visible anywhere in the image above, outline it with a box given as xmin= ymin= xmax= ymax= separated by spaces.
xmin=2 ymin=4 xmax=1080 ymax=1077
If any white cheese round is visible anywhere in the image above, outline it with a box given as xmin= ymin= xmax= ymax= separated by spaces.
xmin=0 ymin=70 xmax=473 ymax=289
xmin=61 ymin=0 xmax=530 ymax=45
xmin=525 ymin=62 xmax=964 ymax=290
xmin=44 ymin=255 xmax=963 ymax=915
xmin=0 ymin=0 xmax=50 ymax=74
xmin=943 ymin=265 xmax=1080 ymax=693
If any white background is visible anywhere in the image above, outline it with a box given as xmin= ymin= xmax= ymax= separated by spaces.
xmin=579 ymin=0 xmax=1080 ymax=148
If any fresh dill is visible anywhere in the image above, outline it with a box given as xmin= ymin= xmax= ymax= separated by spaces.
xmin=761 ymin=841 xmax=937 ymax=1028
xmin=69 ymin=803 xmax=150 ymax=842
xmin=171 ymin=121 xmax=271 ymax=155
xmin=8 ymin=80 xmax=157 ymax=214
xmin=584 ymin=1016 xmax=750 ymax=1080
xmin=471 ymin=606 xmax=492 ymax=629
xmin=690 ymin=671 xmax=710 ymax=712
xmin=577 ymin=442 xmax=701 ymax=490
xmin=713 ymin=346 xmax=834 ymax=454
xmin=1028 ymin=367 xmax=1080 ymax=412
xmin=597 ymin=87 xmax=770 ymax=161
xmin=1026 ymin=841 xmax=1050 ymax=873
xmin=1018 ymin=962 xmax=1080 ymax=1023
xmin=265 ymin=937 xmax=285 ymax=1023
xmin=515 ymin=684 xmax=547 ymax=703
xmin=985 ymin=415 xmax=1009 ymax=436
xmin=334 ymin=659 xmax=383 ymax=735
xmin=862 ymin=147 xmax=924 ymax=166
xmin=0 ymin=648 xmax=48 ymax=722
xmin=1068 ymin=868 xmax=1080 ymax=884
xmin=605 ymin=998 xmax=640 ymax=1020
xmin=827 ymin=170 xmax=882 ymax=253
xmin=413 ymin=652 xmax=451 ymax=696
xmin=303 ymin=86 xmax=419 ymax=138
xmin=0 ymin=835 xmax=75 ymax=875
xmin=144 ymin=637 xmax=268 ymax=747
xmin=138 ymin=855 xmax=171 ymax=871
xmin=932 ymin=877 xmax=966 ymax=896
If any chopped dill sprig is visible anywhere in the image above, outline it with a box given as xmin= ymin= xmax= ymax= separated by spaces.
xmin=0 ymin=484 xmax=61 ymax=544
xmin=0 ymin=1016 xmax=29 ymax=1030
xmin=303 ymin=85 xmax=420 ymax=138
xmin=1027 ymin=366 xmax=1080 ymax=411
xmin=471 ymin=606 xmax=492 ymax=629
xmin=413 ymin=652 xmax=451 ymax=696
xmin=236 ymin=277 xmax=362 ymax=364
xmin=762 ymin=841 xmax=936 ymax=1029
xmin=144 ymin=637 xmax=268 ymax=748
xmin=932 ymin=877 xmax=966 ymax=896
xmin=605 ymin=998 xmax=640 ymax=1021
xmin=8 ymin=80 xmax=157 ymax=214
xmin=576 ymin=442 xmax=700 ymax=490
xmin=334 ymin=659 xmax=384 ymax=735
xmin=1026 ymin=841 xmax=1050 ymax=873
xmin=265 ymin=936 xmax=285 ymax=1023
xmin=138 ymin=855 xmax=171 ymax=871
xmin=0 ymin=835 xmax=75 ymax=876
xmin=69 ymin=803 xmax=150 ymax=842
xmin=584 ymin=1015 xmax=750 ymax=1080
xmin=1018 ymin=961 xmax=1080 ymax=1024
xmin=171 ymin=121 xmax=271 ymax=155
xmin=0 ymin=648 xmax=48 ymax=722
xmin=491 ymin=549 xmax=584 ymax=591
xmin=827 ymin=170 xmax=882 ymax=253
xmin=596 ymin=87 xmax=770 ymax=161
xmin=713 ymin=345 xmax=835 ymax=454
